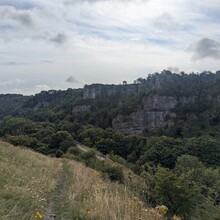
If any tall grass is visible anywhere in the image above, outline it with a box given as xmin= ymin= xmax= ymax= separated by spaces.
xmin=0 ymin=141 xmax=61 ymax=220
xmin=61 ymin=160 xmax=163 ymax=220
xmin=0 ymin=141 xmax=163 ymax=220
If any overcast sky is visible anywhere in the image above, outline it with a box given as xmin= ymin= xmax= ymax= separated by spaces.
xmin=0 ymin=0 xmax=220 ymax=94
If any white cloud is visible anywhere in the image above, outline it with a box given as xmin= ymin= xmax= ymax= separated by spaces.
xmin=0 ymin=0 xmax=220 ymax=94
xmin=34 ymin=84 xmax=50 ymax=91
xmin=0 ymin=79 xmax=24 ymax=86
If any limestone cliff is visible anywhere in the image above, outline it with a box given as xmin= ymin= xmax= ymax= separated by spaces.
xmin=112 ymin=95 xmax=183 ymax=134
xmin=83 ymin=83 xmax=139 ymax=99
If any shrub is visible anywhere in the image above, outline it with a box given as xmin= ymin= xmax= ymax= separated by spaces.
xmin=103 ymin=165 xmax=124 ymax=183
xmin=67 ymin=146 xmax=81 ymax=155
xmin=55 ymin=150 xmax=64 ymax=158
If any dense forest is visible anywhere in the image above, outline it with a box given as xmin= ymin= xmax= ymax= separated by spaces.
xmin=1 ymin=70 xmax=220 ymax=219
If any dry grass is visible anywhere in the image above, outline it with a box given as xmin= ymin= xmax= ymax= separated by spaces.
xmin=0 ymin=141 xmax=61 ymax=220
xmin=66 ymin=160 xmax=163 ymax=220
xmin=0 ymin=141 xmax=163 ymax=220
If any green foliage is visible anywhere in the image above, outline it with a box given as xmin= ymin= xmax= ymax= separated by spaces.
xmin=1 ymin=71 xmax=220 ymax=219
xmin=174 ymin=154 xmax=204 ymax=173
xmin=81 ymin=150 xmax=96 ymax=161
xmin=50 ymin=131 xmax=74 ymax=153
xmin=55 ymin=149 xmax=64 ymax=158
xmin=0 ymin=94 xmax=28 ymax=119
xmin=108 ymin=152 xmax=127 ymax=165
xmin=5 ymin=135 xmax=40 ymax=149
xmin=67 ymin=146 xmax=80 ymax=155
xmin=139 ymin=155 xmax=220 ymax=219
xmin=103 ymin=165 xmax=124 ymax=183
xmin=0 ymin=116 xmax=37 ymax=136
xmin=155 ymin=167 xmax=200 ymax=218
xmin=186 ymin=136 xmax=220 ymax=166
xmin=139 ymin=136 xmax=185 ymax=168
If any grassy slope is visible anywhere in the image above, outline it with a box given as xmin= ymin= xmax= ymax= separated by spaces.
xmin=0 ymin=141 xmax=163 ymax=220
xmin=0 ymin=141 xmax=61 ymax=220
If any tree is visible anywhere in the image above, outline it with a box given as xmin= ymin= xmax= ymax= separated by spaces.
xmin=50 ymin=131 xmax=74 ymax=153
xmin=155 ymin=167 xmax=200 ymax=218
xmin=175 ymin=155 xmax=204 ymax=173
xmin=186 ymin=136 xmax=220 ymax=166
xmin=139 ymin=136 xmax=185 ymax=168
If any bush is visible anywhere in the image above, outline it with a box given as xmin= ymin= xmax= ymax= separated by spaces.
xmin=55 ymin=150 xmax=64 ymax=158
xmin=6 ymin=135 xmax=40 ymax=149
xmin=81 ymin=150 xmax=96 ymax=161
xmin=103 ymin=165 xmax=124 ymax=183
xmin=67 ymin=146 xmax=81 ymax=155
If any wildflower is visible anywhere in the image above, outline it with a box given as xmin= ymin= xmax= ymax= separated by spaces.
xmin=35 ymin=212 xmax=43 ymax=219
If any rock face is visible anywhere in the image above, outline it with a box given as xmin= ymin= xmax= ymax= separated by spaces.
xmin=83 ymin=84 xmax=139 ymax=99
xmin=143 ymin=95 xmax=177 ymax=111
xmin=112 ymin=95 xmax=179 ymax=134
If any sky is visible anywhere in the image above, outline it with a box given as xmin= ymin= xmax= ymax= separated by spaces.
xmin=0 ymin=0 xmax=220 ymax=94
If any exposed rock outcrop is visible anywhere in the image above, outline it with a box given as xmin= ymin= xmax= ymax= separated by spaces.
xmin=112 ymin=95 xmax=181 ymax=134
xmin=83 ymin=84 xmax=139 ymax=99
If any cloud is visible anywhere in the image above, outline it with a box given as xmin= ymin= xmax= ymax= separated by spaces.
xmin=154 ymin=13 xmax=179 ymax=31
xmin=167 ymin=67 xmax=179 ymax=73
xmin=189 ymin=38 xmax=220 ymax=60
xmin=34 ymin=84 xmax=50 ymax=92
xmin=0 ymin=6 xmax=35 ymax=27
xmin=65 ymin=76 xmax=80 ymax=84
xmin=64 ymin=0 xmax=150 ymax=5
xmin=41 ymin=60 xmax=54 ymax=64
xmin=0 ymin=79 xmax=24 ymax=86
xmin=50 ymin=33 xmax=68 ymax=45
xmin=0 ymin=0 xmax=39 ymax=10
xmin=0 ymin=61 xmax=28 ymax=66
xmin=1 ymin=0 xmax=220 ymax=95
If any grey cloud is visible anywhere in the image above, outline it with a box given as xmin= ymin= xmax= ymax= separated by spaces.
xmin=64 ymin=0 xmax=149 ymax=5
xmin=0 ymin=6 xmax=35 ymax=26
xmin=167 ymin=67 xmax=179 ymax=73
xmin=32 ymin=34 xmax=47 ymax=41
xmin=50 ymin=33 xmax=68 ymax=45
xmin=189 ymin=38 xmax=220 ymax=60
xmin=41 ymin=60 xmax=54 ymax=64
xmin=0 ymin=1 xmax=38 ymax=10
xmin=0 ymin=61 xmax=28 ymax=66
xmin=13 ymin=13 xmax=33 ymax=26
xmin=66 ymin=76 xmax=80 ymax=84
xmin=154 ymin=13 xmax=178 ymax=31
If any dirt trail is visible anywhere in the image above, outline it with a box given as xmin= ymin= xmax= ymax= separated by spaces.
xmin=43 ymin=161 xmax=68 ymax=220
xmin=77 ymin=144 xmax=111 ymax=162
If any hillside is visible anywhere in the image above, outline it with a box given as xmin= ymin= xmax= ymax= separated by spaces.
xmin=1 ymin=71 xmax=220 ymax=219
xmin=0 ymin=141 xmax=164 ymax=220
xmin=0 ymin=94 xmax=29 ymax=119
xmin=1 ymin=70 xmax=220 ymax=135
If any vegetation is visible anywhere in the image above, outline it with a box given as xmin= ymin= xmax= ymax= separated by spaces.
xmin=0 ymin=141 xmax=60 ymax=220
xmin=0 ymin=142 xmax=164 ymax=220
xmin=1 ymin=71 xmax=220 ymax=219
